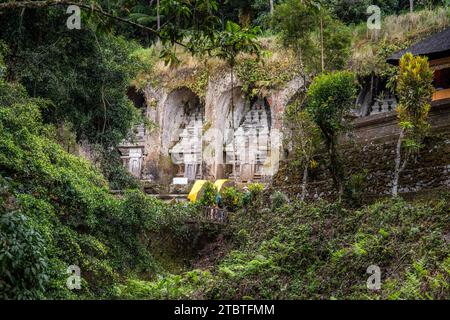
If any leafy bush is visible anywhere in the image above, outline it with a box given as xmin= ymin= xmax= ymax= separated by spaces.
xmin=345 ymin=169 xmax=369 ymax=206
xmin=221 ymin=187 xmax=243 ymax=212
xmin=0 ymin=211 xmax=49 ymax=299
xmin=199 ymin=182 xmax=218 ymax=207
xmin=248 ymin=183 xmax=264 ymax=197
xmin=270 ymin=191 xmax=289 ymax=211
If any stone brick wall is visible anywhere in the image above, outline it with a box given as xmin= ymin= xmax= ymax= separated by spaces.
xmin=274 ymin=103 xmax=450 ymax=200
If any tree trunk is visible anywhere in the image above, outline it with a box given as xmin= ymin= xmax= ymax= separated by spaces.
xmin=269 ymin=0 xmax=274 ymax=15
xmin=230 ymin=66 xmax=237 ymax=180
xmin=320 ymin=14 xmax=324 ymax=73
xmin=300 ymin=157 xmax=309 ymax=201
xmin=328 ymin=138 xmax=344 ymax=200
xmin=409 ymin=0 xmax=414 ymax=13
xmin=157 ymin=0 xmax=161 ymax=30
xmin=392 ymin=128 xmax=406 ymax=197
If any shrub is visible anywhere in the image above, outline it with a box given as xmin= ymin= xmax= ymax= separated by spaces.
xmin=248 ymin=183 xmax=264 ymax=197
xmin=0 ymin=211 xmax=49 ymax=299
xmin=221 ymin=187 xmax=243 ymax=212
xmin=199 ymin=182 xmax=218 ymax=207
xmin=345 ymin=169 xmax=369 ymax=207
xmin=270 ymin=191 xmax=289 ymax=211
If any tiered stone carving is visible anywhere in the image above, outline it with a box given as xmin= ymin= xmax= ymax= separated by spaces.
xmin=118 ymin=123 xmax=146 ymax=179
xmin=225 ymin=103 xmax=271 ymax=182
xmin=169 ymin=110 xmax=203 ymax=181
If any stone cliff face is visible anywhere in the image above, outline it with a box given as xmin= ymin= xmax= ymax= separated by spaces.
xmin=124 ymin=70 xmax=304 ymax=184
xmin=119 ymin=56 xmax=450 ymax=198
xmin=118 ymin=66 xmax=450 ymax=200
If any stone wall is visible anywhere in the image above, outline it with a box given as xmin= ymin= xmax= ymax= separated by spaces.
xmin=274 ymin=103 xmax=450 ymax=200
xmin=349 ymin=99 xmax=450 ymax=143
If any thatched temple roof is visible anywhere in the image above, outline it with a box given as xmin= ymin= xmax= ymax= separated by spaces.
xmin=387 ymin=27 xmax=450 ymax=65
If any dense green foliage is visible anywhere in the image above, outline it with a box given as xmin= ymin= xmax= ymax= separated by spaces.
xmin=0 ymin=78 xmax=205 ymax=298
xmin=0 ymin=211 xmax=49 ymax=299
xmin=272 ymin=0 xmax=352 ymax=74
xmin=306 ymin=71 xmax=358 ymax=137
xmin=0 ymin=4 xmax=155 ymax=189
xmin=0 ymin=9 xmax=144 ymax=148
xmin=115 ymin=191 xmax=450 ymax=300
xmin=212 ymin=194 xmax=450 ymax=299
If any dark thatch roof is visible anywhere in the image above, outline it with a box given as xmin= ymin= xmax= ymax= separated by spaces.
xmin=386 ymin=27 xmax=450 ymax=65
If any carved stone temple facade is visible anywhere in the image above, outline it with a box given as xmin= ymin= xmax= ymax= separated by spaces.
xmin=118 ymin=27 xmax=450 ymax=192
xmin=118 ymin=72 xmax=303 ymax=184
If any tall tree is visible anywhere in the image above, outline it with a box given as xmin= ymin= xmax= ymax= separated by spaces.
xmin=272 ymin=0 xmax=316 ymax=87
xmin=284 ymin=99 xmax=320 ymax=201
xmin=272 ymin=0 xmax=351 ymax=77
xmin=391 ymin=53 xmax=434 ymax=197
xmin=306 ymin=71 xmax=357 ymax=199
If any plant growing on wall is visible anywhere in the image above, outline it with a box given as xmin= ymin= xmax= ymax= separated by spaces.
xmin=306 ymin=71 xmax=357 ymax=199
xmin=284 ymin=98 xmax=321 ymax=201
xmin=391 ymin=53 xmax=434 ymax=197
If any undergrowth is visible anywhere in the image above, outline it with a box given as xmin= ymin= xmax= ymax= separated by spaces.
xmin=115 ymin=190 xmax=449 ymax=300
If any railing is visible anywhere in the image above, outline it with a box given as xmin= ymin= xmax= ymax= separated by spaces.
xmin=202 ymin=206 xmax=229 ymax=224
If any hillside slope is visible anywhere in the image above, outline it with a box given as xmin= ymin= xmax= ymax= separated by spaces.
xmin=115 ymin=192 xmax=450 ymax=300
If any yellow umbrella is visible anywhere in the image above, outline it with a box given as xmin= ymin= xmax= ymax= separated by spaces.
xmin=187 ymin=180 xmax=208 ymax=202
xmin=214 ymin=179 xmax=229 ymax=192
